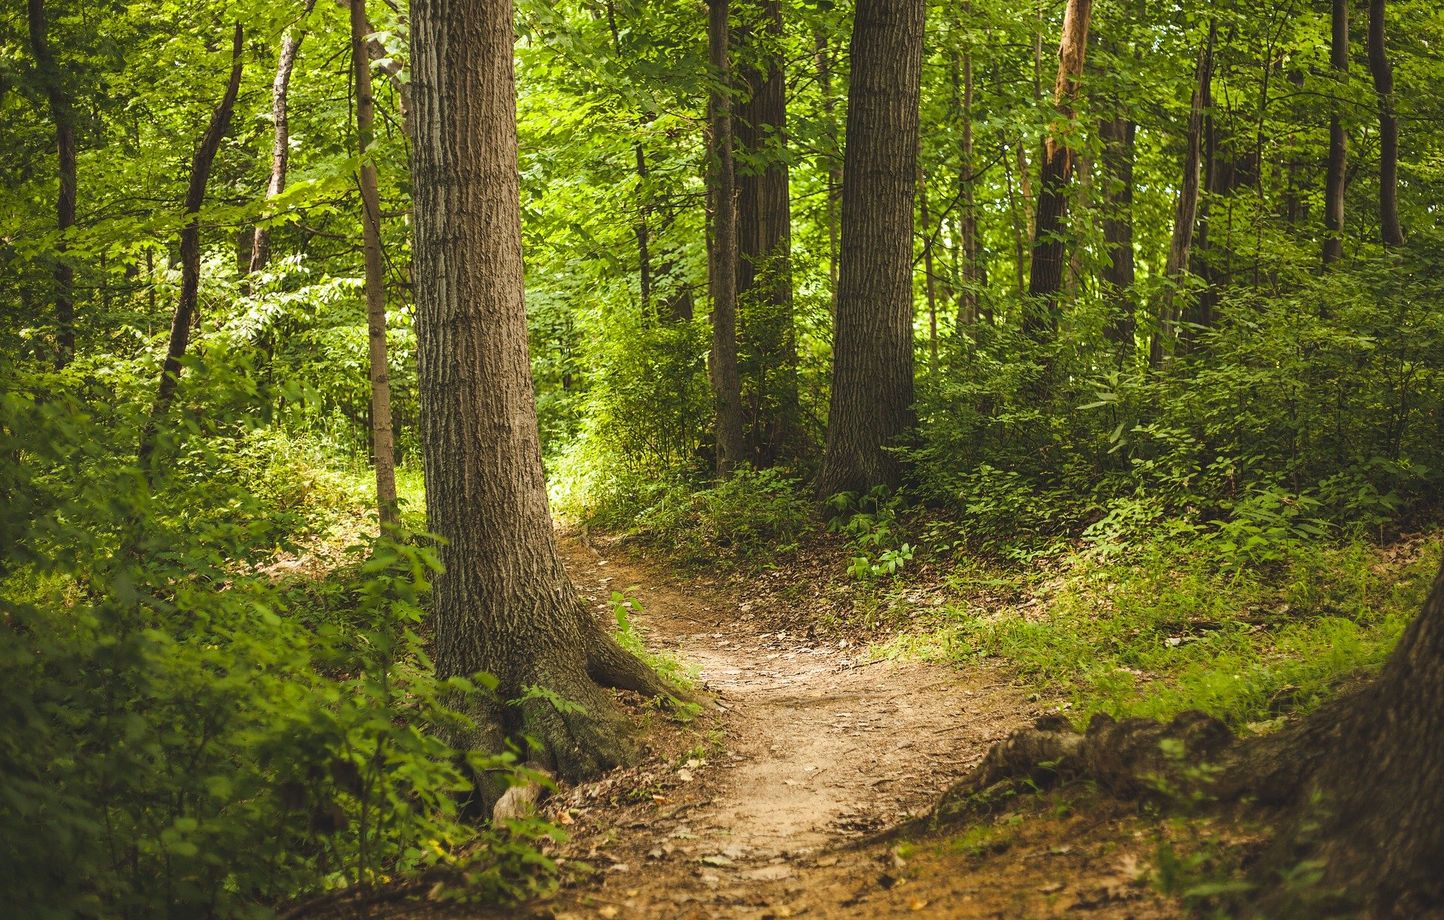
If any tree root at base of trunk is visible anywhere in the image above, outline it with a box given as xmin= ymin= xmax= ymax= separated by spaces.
xmin=889 ymin=696 xmax=1443 ymax=917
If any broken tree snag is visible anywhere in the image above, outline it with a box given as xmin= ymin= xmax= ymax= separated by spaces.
xmin=137 ymin=24 xmax=244 ymax=475
xmin=409 ymin=0 xmax=675 ymax=809
xmin=248 ymin=0 xmax=317 ymax=279
xmin=1023 ymin=0 xmax=1092 ymax=345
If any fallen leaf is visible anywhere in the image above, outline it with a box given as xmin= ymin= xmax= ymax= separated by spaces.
xmin=598 ymin=908 xmax=620 ymax=919
xmin=909 ymin=899 xmax=930 ymax=911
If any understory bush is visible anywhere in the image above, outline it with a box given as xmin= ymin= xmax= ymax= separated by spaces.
xmin=633 ymin=466 xmax=812 ymax=563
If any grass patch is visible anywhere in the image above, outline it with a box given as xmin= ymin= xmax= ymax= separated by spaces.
xmin=881 ymin=533 xmax=1438 ymax=730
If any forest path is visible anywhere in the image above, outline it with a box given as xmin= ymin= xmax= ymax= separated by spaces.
xmin=546 ymin=537 xmax=1033 ymax=919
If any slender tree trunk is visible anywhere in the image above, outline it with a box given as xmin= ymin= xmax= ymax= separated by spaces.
xmin=1367 ymin=0 xmax=1403 ymax=246
xmin=950 ymin=18 xmax=980 ymax=330
xmin=1100 ymin=116 xmax=1136 ymax=358
xmin=26 ymin=0 xmax=76 ymax=368
xmin=248 ymin=0 xmax=316 ymax=280
xmin=708 ymin=0 xmax=745 ymax=476
xmin=815 ymin=0 xmax=924 ymax=499
xmin=814 ymin=28 xmax=842 ymax=310
xmin=409 ymin=0 xmax=671 ymax=804
xmin=137 ymin=25 xmax=244 ymax=474
xmin=919 ymin=168 xmax=939 ymax=370
xmin=1003 ymin=139 xmax=1027 ymax=300
xmin=736 ymin=0 xmax=799 ymax=466
xmin=1323 ymin=0 xmax=1348 ymax=268
xmin=1150 ymin=23 xmax=1213 ymax=369
xmin=605 ymin=0 xmax=653 ymax=314
xmin=351 ymin=0 xmax=398 ymax=529
xmin=1023 ymin=0 xmax=1092 ymax=345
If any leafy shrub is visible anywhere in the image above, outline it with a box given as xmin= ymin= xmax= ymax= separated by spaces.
xmin=826 ymin=486 xmax=917 ymax=578
xmin=0 ymin=373 xmax=554 ymax=918
xmin=634 ymin=467 xmax=812 ymax=563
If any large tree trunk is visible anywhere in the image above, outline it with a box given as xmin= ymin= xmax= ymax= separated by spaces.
xmin=1150 ymin=22 xmax=1213 ymax=369
xmin=1323 ymin=0 xmax=1349 ymax=268
xmin=1100 ymin=115 xmax=1136 ymax=358
xmin=1023 ymin=0 xmax=1092 ymax=345
xmin=1367 ymin=0 xmax=1404 ymax=247
xmin=351 ymin=0 xmax=398 ymax=530
xmin=735 ymin=0 xmax=800 ymax=467
xmin=708 ymin=0 xmax=745 ymax=476
xmin=137 ymin=25 xmax=244 ymax=475
xmin=409 ymin=0 xmax=670 ymax=803
xmin=26 ymin=0 xmax=77 ymax=369
xmin=814 ymin=0 xmax=924 ymax=499
xmin=248 ymin=0 xmax=316 ymax=279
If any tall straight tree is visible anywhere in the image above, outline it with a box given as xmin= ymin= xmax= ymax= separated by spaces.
xmin=409 ymin=0 xmax=671 ymax=801
xmin=1150 ymin=23 xmax=1213 ymax=368
xmin=708 ymin=0 xmax=745 ymax=475
xmin=1323 ymin=0 xmax=1349 ymax=267
xmin=137 ymin=25 xmax=244 ymax=473
xmin=350 ymin=0 xmax=398 ymax=529
xmin=26 ymin=0 xmax=76 ymax=368
xmin=735 ymin=0 xmax=799 ymax=466
xmin=1099 ymin=114 xmax=1136 ymax=357
xmin=248 ymin=0 xmax=316 ymax=278
xmin=1023 ymin=0 xmax=1092 ymax=344
xmin=1367 ymin=0 xmax=1403 ymax=246
xmin=815 ymin=0 xmax=924 ymax=499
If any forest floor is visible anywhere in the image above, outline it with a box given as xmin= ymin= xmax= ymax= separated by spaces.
xmin=504 ymin=537 xmax=1191 ymax=920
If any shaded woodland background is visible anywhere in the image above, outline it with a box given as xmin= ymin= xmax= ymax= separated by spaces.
xmin=5 ymin=0 xmax=1444 ymax=914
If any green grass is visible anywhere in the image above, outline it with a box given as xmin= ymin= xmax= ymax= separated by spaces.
xmin=881 ymin=533 xmax=1438 ymax=731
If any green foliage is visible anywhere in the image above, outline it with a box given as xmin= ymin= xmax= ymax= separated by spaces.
xmin=826 ymin=487 xmax=917 ymax=579
xmin=0 ymin=375 xmax=551 ymax=917
xmin=628 ymin=467 xmax=812 ymax=564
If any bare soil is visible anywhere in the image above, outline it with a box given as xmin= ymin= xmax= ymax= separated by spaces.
xmin=529 ymin=539 xmax=1186 ymax=920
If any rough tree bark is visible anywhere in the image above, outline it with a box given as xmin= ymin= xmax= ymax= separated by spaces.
xmin=924 ymin=555 xmax=1444 ymax=915
xmin=1323 ymin=0 xmax=1348 ymax=267
xmin=1150 ymin=23 xmax=1213 ymax=369
xmin=1099 ymin=115 xmax=1136 ymax=359
xmin=735 ymin=0 xmax=800 ymax=466
xmin=248 ymin=0 xmax=317 ymax=279
xmin=409 ymin=0 xmax=673 ymax=804
xmin=814 ymin=0 xmax=924 ymax=499
xmin=350 ymin=0 xmax=398 ymax=530
xmin=1023 ymin=0 xmax=1092 ymax=345
xmin=137 ymin=25 xmax=244 ymax=475
xmin=26 ymin=0 xmax=77 ymax=369
xmin=708 ymin=0 xmax=746 ymax=476
xmin=1367 ymin=0 xmax=1404 ymax=247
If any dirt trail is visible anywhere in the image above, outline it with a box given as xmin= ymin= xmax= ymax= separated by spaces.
xmin=547 ymin=539 xmax=1037 ymax=919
